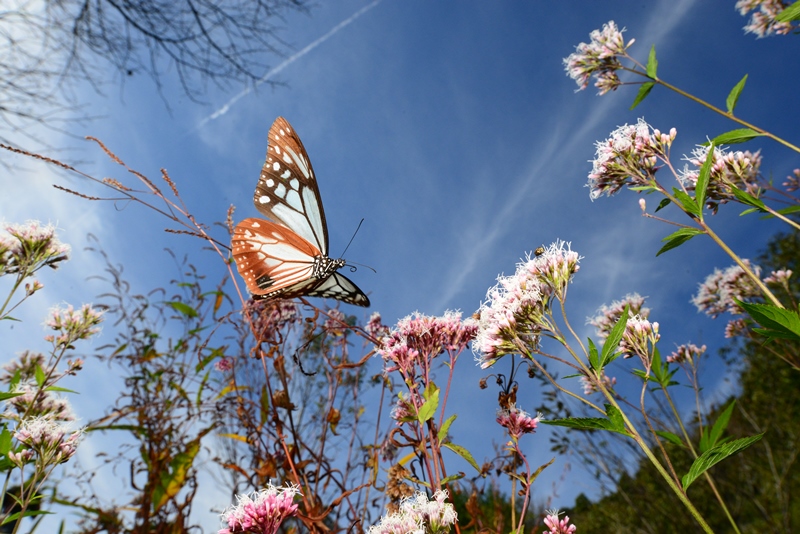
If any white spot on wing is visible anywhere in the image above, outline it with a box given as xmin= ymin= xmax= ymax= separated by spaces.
xmin=258 ymin=195 xmax=269 ymax=204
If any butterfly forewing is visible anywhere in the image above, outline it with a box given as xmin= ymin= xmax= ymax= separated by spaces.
xmin=253 ymin=117 xmax=329 ymax=254
xmin=232 ymin=218 xmax=320 ymax=297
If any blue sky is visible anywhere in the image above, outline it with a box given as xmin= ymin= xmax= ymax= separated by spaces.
xmin=3 ymin=0 xmax=799 ymax=530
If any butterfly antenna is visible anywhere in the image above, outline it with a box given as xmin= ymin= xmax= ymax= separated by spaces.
xmin=340 ymin=218 xmax=364 ymax=258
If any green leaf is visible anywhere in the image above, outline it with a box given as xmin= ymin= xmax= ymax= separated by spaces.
xmin=440 ymin=473 xmax=465 ymax=485
xmin=0 ymin=427 xmax=12 ymax=454
xmin=166 ymin=301 xmax=198 ymax=318
xmin=438 ymin=414 xmax=457 ymax=442
xmin=703 ymin=401 xmax=736 ymax=453
xmin=730 ymin=186 xmax=767 ymax=211
xmin=776 ymin=205 xmax=800 ymax=216
xmin=600 ymin=305 xmax=628 ymax=368
xmin=442 ymin=442 xmax=481 ymax=472
xmin=605 ymin=404 xmax=626 ymax=433
xmin=543 ymin=409 xmax=631 ymax=437
xmin=775 ymin=0 xmax=800 ymax=21
xmin=711 ymin=128 xmax=761 ymax=145
xmin=725 ymin=75 xmax=748 ymax=114
xmin=673 ymin=189 xmax=701 ymax=218
xmin=418 ymin=383 xmax=440 ymax=424
xmin=45 ymin=386 xmax=78 ymax=394
xmin=646 ymin=45 xmax=658 ymax=78
xmin=2 ymin=510 xmax=52 ymax=525
xmin=656 ymin=228 xmax=704 ymax=256
xmin=655 ymin=430 xmax=684 ymax=447
xmin=694 ymin=143 xmax=715 ymax=217
xmin=682 ymin=433 xmax=764 ymax=489
xmin=655 ymin=198 xmax=672 ymax=213
xmin=630 ymin=82 xmax=655 ymax=110
xmin=0 ymin=392 xmax=24 ymax=402
xmin=737 ymin=300 xmax=800 ymax=341
xmin=587 ymin=338 xmax=599 ymax=370
xmin=35 ymin=364 xmax=46 ymax=387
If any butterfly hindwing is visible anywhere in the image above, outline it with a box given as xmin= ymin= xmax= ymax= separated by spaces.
xmin=298 ymin=272 xmax=370 ymax=307
xmin=253 ymin=117 xmax=328 ymax=254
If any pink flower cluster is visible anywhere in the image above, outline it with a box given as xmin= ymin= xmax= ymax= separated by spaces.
xmin=474 ymin=242 xmax=581 ymax=368
xmin=588 ymin=293 xmax=650 ymax=340
xmin=1 ymin=221 xmax=70 ymax=277
xmin=4 ymin=382 xmax=76 ymax=422
xmin=219 ymin=484 xmax=301 ymax=534
xmin=580 ymin=371 xmax=617 ymax=396
xmin=736 ymin=0 xmax=795 ymax=37
xmin=620 ymin=314 xmax=660 ymax=363
xmin=692 ymin=261 xmax=762 ymax=318
xmin=544 ymin=510 xmax=577 ymax=534
xmin=783 ymin=169 xmax=800 ymax=192
xmin=12 ymin=416 xmax=82 ymax=467
xmin=377 ymin=311 xmax=477 ymax=377
xmin=496 ymin=405 xmax=541 ymax=440
xmin=45 ymin=304 xmax=104 ymax=348
xmin=365 ymin=312 xmax=390 ymax=340
xmin=368 ymin=490 xmax=457 ymax=534
xmin=588 ymin=119 xmax=676 ymax=200
xmin=667 ymin=343 xmax=707 ymax=365
xmin=563 ymin=21 xmax=633 ymax=94
xmin=679 ymin=145 xmax=762 ymax=213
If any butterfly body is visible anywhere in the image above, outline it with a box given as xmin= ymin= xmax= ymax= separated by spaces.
xmin=232 ymin=117 xmax=369 ymax=307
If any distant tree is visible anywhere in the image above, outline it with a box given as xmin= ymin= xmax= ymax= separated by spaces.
xmin=0 ymin=0 xmax=308 ymax=147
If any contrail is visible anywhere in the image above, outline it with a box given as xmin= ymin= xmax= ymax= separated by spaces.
xmin=194 ymin=0 xmax=383 ymax=131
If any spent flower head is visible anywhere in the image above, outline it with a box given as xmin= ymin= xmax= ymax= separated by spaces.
xmin=245 ymin=298 xmax=300 ymax=345
xmin=736 ymin=0 xmax=795 ymax=37
xmin=564 ymin=21 xmax=633 ymax=94
xmin=588 ymin=119 xmax=676 ymax=199
xmin=365 ymin=311 xmax=390 ymax=340
xmin=219 ymin=483 xmax=301 ymax=534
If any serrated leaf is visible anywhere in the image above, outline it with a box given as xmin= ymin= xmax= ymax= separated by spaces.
xmin=656 ymin=227 xmax=704 ymax=256
xmin=418 ymin=383 xmax=440 ymax=424
xmin=655 ymin=198 xmax=672 ymax=213
xmin=442 ymin=442 xmax=480 ymax=472
xmin=729 ymin=186 xmax=767 ymax=211
xmin=655 ymin=430 xmax=684 ymax=447
xmin=682 ymin=433 xmax=763 ymax=489
xmin=587 ymin=338 xmax=599 ymax=370
xmin=673 ymin=189 xmax=701 ymax=217
xmin=600 ymin=306 xmax=628 ymax=368
xmin=737 ymin=301 xmax=800 ymax=341
xmin=775 ymin=0 xmax=800 ymax=21
xmin=712 ymin=128 xmax=761 ymax=145
xmin=646 ymin=45 xmax=658 ymax=78
xmin=438 ymin=414 xmax=457 ymax=442
xmin=630 ymin=82 xmax=654 ymax=110
xmin=725 ymin=75 xmax=748 ymax=114
xmin=605 ymin=404 xmax=626 ymax=432
xmin=704 ymin=401 xmax=736 ymax=453
xmin=166 ymin=301 xmax=198 ymax=318
xmin=543 ymin=416 xmax=630 ymax=436
xmin=695 ymin=144 xmax=715 ymax=218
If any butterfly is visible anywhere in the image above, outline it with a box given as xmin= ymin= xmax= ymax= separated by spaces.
xmin=232 ymin=117 xmax=370 ymax=307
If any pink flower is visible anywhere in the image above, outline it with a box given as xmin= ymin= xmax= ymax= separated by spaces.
xmin=736 ymin=0 xmax=795 ymax=37
xmin=544 ymin=509 xmax=577 ymax=534
xmin=679 ymin=146 xmax=762 ymax=214
xmin=563 ymin=21 xmax=634 ymax=94
xmin=14 ymin=416 xmax=83 ymax=466
xmin=692 ymin=261 xmax=762 ymax=318
xmin=244 ymin=299 xmax=300 ymax=344
xmin=783 ymin=169 xmax=800 ymax=192
xmin=620 ymin=314 xmax=660 ymax=363
xmin=667 ymin=343 xmax=707 ymax=364
xmin=2 ymin=221 xmax=71 ymax=275
xmin=365 ymin=312 xmax=390 ymax=339
xmin=214 ymin=357 xmax=234 ymax=372
xmin=44 ymin=304 xmax=104 ymax=348
xmin=475 ymin=242 xmax=582 ymax=368
xmin=369 ymin=490 xmax=457 ymax=534
xmin=219 ymin=484 xmax=301 ymax=534
xmin=588 ymin=119 xmax=676 ymax=200
xmin=588 ymin=293 xmax=650 ymax=340
xmin=496 ymin=405 xmax=541 ymax=440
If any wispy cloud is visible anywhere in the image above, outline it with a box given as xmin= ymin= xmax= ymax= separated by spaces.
xmin=192 ymin=0 xmax=384 ymax=132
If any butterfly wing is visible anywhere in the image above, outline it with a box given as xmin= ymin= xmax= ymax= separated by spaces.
xmin=295 ymin=272 xmax=370 ymax=307
xmin=253 ymin=117 xmax=329 ymax=255
xmin=232 ymin=218 xmax=321 ymax=298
